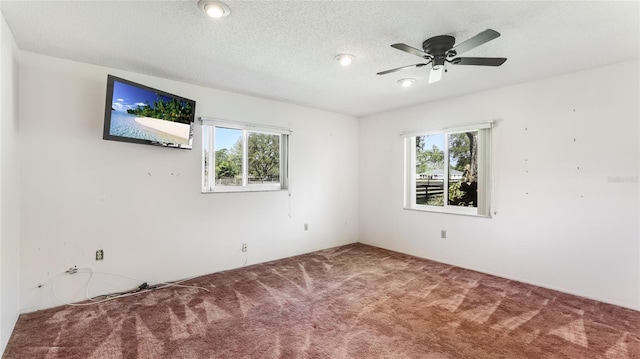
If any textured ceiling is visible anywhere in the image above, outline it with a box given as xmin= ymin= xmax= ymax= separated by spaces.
xmin=1 ymin=0 xmax=639 ymax=117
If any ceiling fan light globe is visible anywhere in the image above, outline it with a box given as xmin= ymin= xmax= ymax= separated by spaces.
xmin=428 ymin=68 xmax=443 ymax=83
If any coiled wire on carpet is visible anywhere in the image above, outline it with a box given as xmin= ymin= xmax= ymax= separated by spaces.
xmin=50 ymin=267 xmax=209 ymax=306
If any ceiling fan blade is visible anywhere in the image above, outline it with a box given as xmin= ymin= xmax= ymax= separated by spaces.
xmin=447 ymin=29 xmax=501 ymax=57
xmin=428 ymin=66 xmax=443 ymax=83
xmin=450 ymin=57 xmax=507 ymax=66
xmin=376 ymin=62 xmax=430 ymax=75
xmin=391 ymin=43 xmax=433 ymax=59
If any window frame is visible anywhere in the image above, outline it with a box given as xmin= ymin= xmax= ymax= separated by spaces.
xmin=201 ymin=118 xmax=290 ymax=193
xmin=403 ymin=122 xmax=492 ymax=217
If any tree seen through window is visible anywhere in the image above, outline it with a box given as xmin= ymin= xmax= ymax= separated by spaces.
xmin=415 ymin=131 xmax=478 ymax=207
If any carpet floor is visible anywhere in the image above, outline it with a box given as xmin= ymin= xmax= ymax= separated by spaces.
xmin=3 ymin=243 xmax=639 ymax=358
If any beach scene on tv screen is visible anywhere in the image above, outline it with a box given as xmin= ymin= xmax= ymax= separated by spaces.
xmin=109 ymin=80 xmax=193 ymax=145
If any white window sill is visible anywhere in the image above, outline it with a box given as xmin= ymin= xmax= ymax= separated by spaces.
xmin=404 ymin=204 xmax=491 ymax=218
xmin=202 ymin=185 xmax=286 ymax=194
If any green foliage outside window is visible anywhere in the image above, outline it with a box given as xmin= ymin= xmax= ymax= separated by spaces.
xmin=416 ymin=131 xmax=478 ymax=207
xmin=214 ymin=133 xmax=280 ymax=182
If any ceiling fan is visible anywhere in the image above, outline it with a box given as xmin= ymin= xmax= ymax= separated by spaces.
xmin=377 ymin=29 xmax=507 ymax=83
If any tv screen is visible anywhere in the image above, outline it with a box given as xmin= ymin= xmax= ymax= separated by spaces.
xmin=103 ymin=75 xmax=195 ymax=149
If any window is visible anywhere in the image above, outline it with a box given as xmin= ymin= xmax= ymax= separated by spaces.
xmin=403 ymin=123 xmax=492 ymax=216
xmin=202 ymin=119 xmax=290 ymax=192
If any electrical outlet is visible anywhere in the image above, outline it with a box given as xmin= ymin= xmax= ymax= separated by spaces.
xmin=304 ymin=223 xmax=309 ymax=231
xmin=96 ymin=249 xmax=104 ymax=260
xmin=440 ymin=230 xmax=447 ymax=239
xmin=242 ymin=243 xmax=248 ymax=252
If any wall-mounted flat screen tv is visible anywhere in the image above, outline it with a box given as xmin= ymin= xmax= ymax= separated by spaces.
xmin=103 ymin=75 xmax=195 ymax=149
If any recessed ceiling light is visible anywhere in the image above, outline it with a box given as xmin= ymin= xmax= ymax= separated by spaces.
xmin=198 ymin=0 xmax=230 ymax=18
xmin=398 ymin=78 xmax=416 ymax=87
xmin=335 ymin=54 xmax=355 ymax=66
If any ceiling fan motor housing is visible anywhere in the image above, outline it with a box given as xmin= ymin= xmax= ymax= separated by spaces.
xmin=422 ymin=35 xmax=455 ymax=67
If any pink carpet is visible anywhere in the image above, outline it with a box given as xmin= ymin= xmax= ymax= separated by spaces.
xmin=4 ymin=243 xmax=639 ymax=358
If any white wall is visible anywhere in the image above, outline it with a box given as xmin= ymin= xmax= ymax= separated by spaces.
xmin=0 ymin=14 xmax=21 ymax=352
xmin=6 ymin=35 xmax=639 ymax=351
xmin=359 ymin=60 xmax=640 ymax=310
xmin=18 ymin=52 xmax=359 ymax=312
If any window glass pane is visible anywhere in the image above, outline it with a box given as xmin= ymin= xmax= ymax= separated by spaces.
xmin=448 ymin=131 xmax=478 ymax=207
xmin=247 ymin=132 xmax=280 ymax=185
xmin=214 ymin=127 xmax=243 ymax=186
xmin=415 ymin=134 xmax=445 ymax=206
